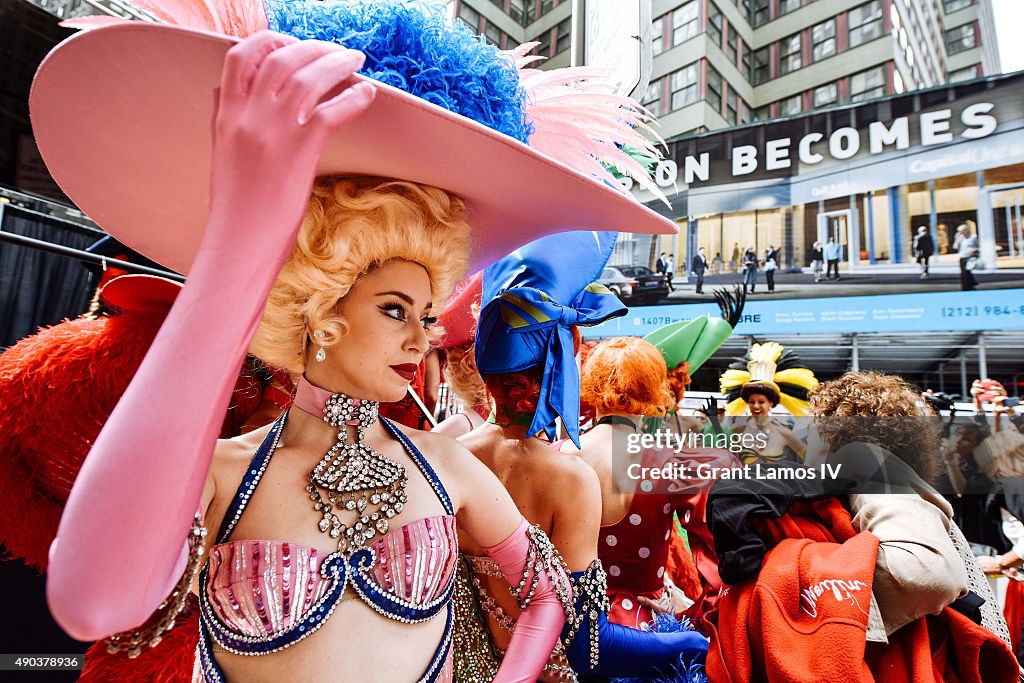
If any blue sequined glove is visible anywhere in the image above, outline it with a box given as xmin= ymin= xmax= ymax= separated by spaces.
xmin=562 ymin=567 xmax=709 ymax=678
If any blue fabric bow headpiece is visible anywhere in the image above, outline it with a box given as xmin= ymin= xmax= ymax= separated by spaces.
xmin=475 ymin=231 xmax=625 ymax=447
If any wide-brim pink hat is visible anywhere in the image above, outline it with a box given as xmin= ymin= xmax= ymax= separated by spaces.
xmin=30 ymin=21 xmax=675 ymax=275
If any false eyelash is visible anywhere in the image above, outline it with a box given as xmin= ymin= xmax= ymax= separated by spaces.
xmin=380 ymin=302 xmax=407 ymax=321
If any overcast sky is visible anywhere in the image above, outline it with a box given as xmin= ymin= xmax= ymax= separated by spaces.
xmin=991 ymin=0 xmax=1024 ymax=73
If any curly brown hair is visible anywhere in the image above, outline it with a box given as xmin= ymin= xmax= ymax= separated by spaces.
xmin=809 ymin=371 xmax=941 ymax=481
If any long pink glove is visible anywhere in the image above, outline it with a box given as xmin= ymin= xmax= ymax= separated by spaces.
xmin=46 ymin=31 xmax=376 ymax=640
xmin=483 ymin=518 xmax=571 ymax=683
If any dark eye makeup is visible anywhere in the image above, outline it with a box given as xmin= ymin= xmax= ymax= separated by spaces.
xmin=381 ymin=302 xmax=436 ymax=330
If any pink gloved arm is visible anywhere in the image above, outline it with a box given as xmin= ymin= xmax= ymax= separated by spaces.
xmin=46 ymin=31 xmax=376 ymax=640
xmin=483 ymin=518 xmax=571 ymax=683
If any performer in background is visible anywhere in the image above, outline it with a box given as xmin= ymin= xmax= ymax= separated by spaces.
xmin=459 ymin=231 xmax=709 ymax=682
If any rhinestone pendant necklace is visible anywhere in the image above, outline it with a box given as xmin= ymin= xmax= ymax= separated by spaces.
xmin=293 ymin=377 xmax=408 ymax=553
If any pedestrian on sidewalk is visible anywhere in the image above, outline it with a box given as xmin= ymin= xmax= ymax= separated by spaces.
xmin=763 ymin=246 xmax=778 ymax=293
xmin=954 ymin=224 xmax=979 ymax=291
xmin=810 ymin=241 xmax=824 ymax=282
xmin=824 ymin=238 xmax=842 ymax=280
xmin=741 ymin=245 xmax=758 ymax=293
xmin=712 ymin=252 xmax=723 ymax=274
xmin=691 ymin=247 xmax=708 ymax=294
xmin=913 ymin=226 xmax=935 ymax=279
xmin=730 ymin=242 xmax=741 ymax=272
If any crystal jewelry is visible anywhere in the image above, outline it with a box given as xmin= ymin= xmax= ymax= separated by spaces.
xmin=313 ymin=329 xmax=327 ymax=363
xmin=293 ymin=377 xmax=408 ymax=553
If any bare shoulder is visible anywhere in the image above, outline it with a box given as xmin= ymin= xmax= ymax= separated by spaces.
xmin=394 ymin=423 xmax=485 ymax=503
xmin=538 ymin=444 xmax=602 ymax=493
xmin=210 ymin=425 xmax=274 ymax=493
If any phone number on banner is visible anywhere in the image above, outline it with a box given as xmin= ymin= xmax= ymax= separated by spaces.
xmin=941 ymin=305 xmax=1024 ymax=318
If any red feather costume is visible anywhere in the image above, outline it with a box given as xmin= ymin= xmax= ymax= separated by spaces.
xmin=0 ymin=275 xmax=244 ymax=681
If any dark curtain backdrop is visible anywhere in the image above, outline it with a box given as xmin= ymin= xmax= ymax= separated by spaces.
xmin=0 ymin=208 xmax=101 ymax=348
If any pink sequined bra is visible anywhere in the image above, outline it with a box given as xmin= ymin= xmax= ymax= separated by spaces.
xmin=196 ymin=416 xmax=458 ymax=682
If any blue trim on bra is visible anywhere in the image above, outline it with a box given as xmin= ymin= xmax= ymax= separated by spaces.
xmin=199 ymin=411 xmax=456 ymax=662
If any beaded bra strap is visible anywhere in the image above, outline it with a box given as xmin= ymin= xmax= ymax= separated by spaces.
xmin=214 ymin=415 xmax=286 ymax=544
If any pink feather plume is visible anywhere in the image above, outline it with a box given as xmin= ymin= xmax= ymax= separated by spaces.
xmin=66 ymin=0 xmax=267 ymax=36
xmin=509 ymin=42 xmax=670 ymax=206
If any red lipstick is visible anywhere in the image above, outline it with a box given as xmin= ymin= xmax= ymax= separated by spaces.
xmin=390 ymin=363 xmax=418 ymax=381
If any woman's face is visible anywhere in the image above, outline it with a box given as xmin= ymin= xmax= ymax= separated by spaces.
xmin=955 ymin=427 xmax=980 ymax=455
xmin=305 ymin=259 xmax=434 ymax=403
xmin=747 ymin=393 xmax=774 ymax=417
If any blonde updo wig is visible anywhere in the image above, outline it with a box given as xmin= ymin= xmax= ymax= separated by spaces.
xmin=251 ymin=177 xmax=471 ymax=373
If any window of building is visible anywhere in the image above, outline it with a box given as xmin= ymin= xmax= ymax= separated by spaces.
xmin=740 ymin=37 xmax=751 ymax=75
xmin=778 ymin=33 xmax=802 ymax=75
xmin=726 ymin=88 xmax=738 ymax=124
xmin=812 ymin=18 xmax=836 ymax=62
xmin=848 ymin=1 xmax=883 ymax=47
xmin=652 ymin=14 xmax=666 ymax=55
xmin=642 ymin=79 xmax=663 ymax=118
xmin=945 ymin=24 xmax=977 ymax=55
xmin=778 ymin=0 xmax=801 ymax=16
xmin=707 ymin=3 xmax=723 ymax=47
xmin=849 ymin=65 xmax=885 ymax=101
xmin=726 ymin=24 xmax=738 ymax=64
xmin=812 ymin=82 xmax=838 ymax=108
xmin=507 ymin=0 xmax=527 ymax=24
xmin=948 ymin=64 xmax=979 ymax=82
xmin=540 ymin=0 xmax=555 ymax=14
xmin=706 ymin=65 xmax=724 ymax=113
xmin=943 ymin=0 xmax=974 ymax=12
xmin=670 ymin=62 xmax=699 ymax=110
xmin=739 ymin=98 xmax=751 ymax=124
xmin=673 ymin=2 xmax=699 ymax=46
xmin=752 ymin=46 xmax=770 ymax=84
xmin=484 ymin=21 xmax=503 ymax=47
xmin=750 ymin=0 xmax=769 ymax=27
xmin=555 ymin=17 xmax=571 ymax=54
xmin=779 ymin=94 xmax=802 ymax=116
xmin=457 ymin=4 xmax=480 ymax=32
xmin=536 ymin=28 xmax=552 ymax=57
xmin=753 ymin=105 xmax=771 ymax=121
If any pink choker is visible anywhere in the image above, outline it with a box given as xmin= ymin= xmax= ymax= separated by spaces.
xmin=293 ymin=377 xmax=376 ymax=426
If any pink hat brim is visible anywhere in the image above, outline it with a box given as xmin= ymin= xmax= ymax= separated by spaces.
xmin=30 ymin=22 xmax=676 ymax=275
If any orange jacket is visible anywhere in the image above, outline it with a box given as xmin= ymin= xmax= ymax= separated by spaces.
xmin=704 ymin=498 xmax=1018 ymax=683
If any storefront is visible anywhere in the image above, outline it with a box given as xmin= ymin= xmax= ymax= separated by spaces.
xmin=621 ymin=72 xmax=1024 ymax=277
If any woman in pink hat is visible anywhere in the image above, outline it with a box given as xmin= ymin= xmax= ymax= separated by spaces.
xmin=32 ymin=1 xmax=676 ymax=681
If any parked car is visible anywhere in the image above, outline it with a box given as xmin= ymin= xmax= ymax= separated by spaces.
xmin=598 ymin=265 xmax=670 ymax=306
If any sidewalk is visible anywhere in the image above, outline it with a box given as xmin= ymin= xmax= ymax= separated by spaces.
xmin=663 ymin=264 xmax=1024 ymax=304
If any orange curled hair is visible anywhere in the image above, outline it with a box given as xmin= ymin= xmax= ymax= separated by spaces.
xmin=580 ymin=337 xmax=669 ymax=417
xmin=666 ymin=361 xmax=691 ymax=406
